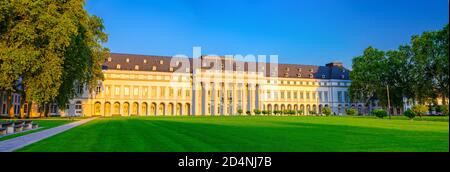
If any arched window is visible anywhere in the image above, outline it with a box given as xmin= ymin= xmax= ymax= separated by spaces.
xmin=132 ymin=102 xmax=138 ymax=115
xmin=123 ymin=103 xmax=130 ymax=116
xmin=94 ymin=102 xmax=101 ymax=116
xmin=105 ymin=102 xmax=111 ymax=116
xmin=114 ymin=102 xmax=120 ymax=114
xmin=116 ymin=64 xmax=121 ymax=69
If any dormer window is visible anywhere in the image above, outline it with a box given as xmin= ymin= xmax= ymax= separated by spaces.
xmin=185 ymin=68 xmax=190 ymax=73
xmin=107 ymin=57 xmax=112 ymax=62
xmin=169 ymin=67 xmax=174 ymax=72
xmin=341 ymin=75 xmax=345 ymax=79
xmin=297 ymin=74 xmax=302 ymax=78
xmin=309 ymin=74 xmax=314 ymax=78
xmin=152 ymin=66 xmax=157 ymax=71
xmin=135 ymin=65 xmax=139 ymax=70
xmin=126 ymin=58 xmax=130 ymax=63
xmin=176 ymin=61 xmax=180 ymax=66
xmin=144 ymin=59 xmax=147 ymax=64
xmin=322 ymin=75 xmax=326 ymax=79
xmin=284 ymin=73 xmax=289 ymax=77
xmin=160 ymin=60 xmax=164 ymax=65
xmin=310 ymin=68 xmax=314 ymax=72
xmin=116 ymin=64 xmax=121 ymax=69
xmin=298 ymin=68 xmax=302 ymax=72
xmin=286 ymin=67 xmax=290 ymax=71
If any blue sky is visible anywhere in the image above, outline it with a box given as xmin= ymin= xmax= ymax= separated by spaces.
xmin=86 ymin=0 xmax=448 ymax=67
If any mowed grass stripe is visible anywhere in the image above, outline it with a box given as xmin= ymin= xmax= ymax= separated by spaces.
xmin=16 ymin=116 xmax=449 ymax=152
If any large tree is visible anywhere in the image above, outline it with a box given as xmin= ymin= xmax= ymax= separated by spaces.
xmin=411 ymin=24 xmax=449 ymax=104
xmin=350 ymin=24 xmax=449 ymax=113
xmin=0 ymin=0 xmax=109 ymax=117
xmin=349 ymin=46 xmax=387 ymax=107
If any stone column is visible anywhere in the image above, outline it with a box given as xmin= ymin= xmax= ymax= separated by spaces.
xmin=232 ymin=83 xmax=238 ymax=115
xmin=211 ymin=82 xmax=216 ymax=116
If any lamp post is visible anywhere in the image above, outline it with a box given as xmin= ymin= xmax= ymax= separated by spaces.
xmin=387 ymin=85 xmax=391 ymax=119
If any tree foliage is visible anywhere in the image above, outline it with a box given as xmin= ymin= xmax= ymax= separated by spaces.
xmin=411 ymin=105 xmax=428 ymax=117
xmin=0 ymin=0 xmax=109 ymax=114
xmin=349 ymin=24 xmax=449 ymax=110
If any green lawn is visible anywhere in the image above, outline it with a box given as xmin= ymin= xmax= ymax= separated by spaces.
xmin=16 ymin=116 xmax=449 ymax=152
xmin=0 ymin=119 xmax=73 ymax=141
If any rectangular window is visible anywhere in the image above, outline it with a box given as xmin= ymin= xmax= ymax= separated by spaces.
xmin=324 ymin=91 xmax=329 ymax=102
xmin=178 ymin=89 xmax=182 ymax=97
xmin=169 ymin=88 xmax=174 ymax=97
xmin=134 ymin=87 xmax=139 ymax=96
xmin=300 ymin=92 xmax=304 ymax=99
xmin=337 ymin=91 xmax=343 ymax=103
xmin=105 ymin=86 xmax=110 ymax=96
xmin=143 ymin=87 xmax=148 ymax=97
xmin=124 ymin=87 xmax=130 ymax=96
xmin=96 ymin=85 xmax=101 ymax=94
xmin=318 ymin=91 xmax=323 ymax=101
xmin=160 ymin=87 xmax=165 ymax=97
xmin=151 ymin=86 xmax=157 ymax=97
xmin=115 ymin=87 xmax=120 ymax=96
xmin=287 ymin=91 xmax=291 ymax=99
xmin=281 ymin=91 xmax=285 ymax=99
xmin=344 ymin=91 xmax=349 ymax=103
xmin=306 ymin=92 xmax=310 ymax=100
xmin=294 ymin=91 xmax=298 ymax=99
xmin=186 ymin=90 xmax=191 ymax=97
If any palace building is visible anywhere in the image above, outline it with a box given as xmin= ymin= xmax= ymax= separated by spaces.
xmin=2 ymin=53 xmax=371 ymax=118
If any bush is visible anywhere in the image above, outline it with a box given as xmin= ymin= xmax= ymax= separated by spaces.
xmin=297 ymin=110 xmax=304 ymax=115
xmin=346 ymin=108 xmax=357 ymax=116
xmin=246 ymin=111 xmax=251 ymax=116
xmin=322 ymin=107 xmax=332 ymax=116
xmin=254 ymin=109 xmax=261 ymax=116
xmin=404 ymin=109 xmax=416 ymax=119
xmin=237 ymin=109 xmax=243 ymax=115
xmin=372 ymin=109 xmax=388 ymax=119
xmin=309 ymin=111 xmax=317 ymax=115
xmin=436 ymin=105 xmax=449 ymax=116
xmin=267 ymin=110 xmax=273 ymax=116
xmin=261 ymin=110 xmax=268 ymax=116
xmin=289 ymin=110 xmax=296 ymax=116
xmin=273 ymin=110 xmax=279 ymax=115
xmin=411 ymin=105 xmax=428 ymax=117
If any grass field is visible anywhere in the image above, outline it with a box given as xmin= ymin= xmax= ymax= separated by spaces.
xmin=0 ymin=119 xmax=73 ymax=141
xmin=16 ymin=116 xmax=449 ymax=152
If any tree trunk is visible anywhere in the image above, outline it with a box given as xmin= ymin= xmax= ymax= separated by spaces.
xmin=6 ymin=91 xmax=13 ymax=118
xmin=26 ymin=101 xmax=33 ymax=119
xmin=44 ymin=103 xmax=49 ymax=118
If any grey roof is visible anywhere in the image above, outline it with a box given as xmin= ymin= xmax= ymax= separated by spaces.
xmin=103 ymin=53 xmax=350 ymax=80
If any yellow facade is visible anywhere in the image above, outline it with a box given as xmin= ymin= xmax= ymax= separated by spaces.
xmin=65 ymin=54 xmax=355 ymax=117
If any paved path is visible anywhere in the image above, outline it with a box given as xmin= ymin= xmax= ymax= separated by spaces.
xmin=0 ymin=118 xmax=96 ymax=152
